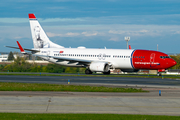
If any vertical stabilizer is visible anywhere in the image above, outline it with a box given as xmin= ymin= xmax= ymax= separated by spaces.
xmin=29 ymin=13 xmax=64 ymax=49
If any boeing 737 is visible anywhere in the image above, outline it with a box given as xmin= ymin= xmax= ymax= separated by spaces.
xmin=6 ymin=14 xmax=177 ymax=75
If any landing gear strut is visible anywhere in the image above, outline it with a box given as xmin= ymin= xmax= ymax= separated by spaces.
xmin=85 ymin=69 xmax=92 ymax=74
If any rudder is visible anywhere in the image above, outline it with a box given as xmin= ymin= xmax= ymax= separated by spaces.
xmin=29 ymin=13 xmax=64 ymax=49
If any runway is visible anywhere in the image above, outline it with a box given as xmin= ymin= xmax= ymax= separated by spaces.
xmin=0 ymin=75 xmax=180 ymax=115
xmin=0 ymin=75 xmax=180 ymax=88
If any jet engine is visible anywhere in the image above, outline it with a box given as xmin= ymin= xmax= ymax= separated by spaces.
xmin=89 ymin=62 xmax=110 ymax=72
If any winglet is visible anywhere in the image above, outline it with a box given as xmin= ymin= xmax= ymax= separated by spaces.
xmin=28 ymin=13 xmax=36 ymax=19
xmin=16 ymin=41 xmax=26 ymax=54
xmin=129 ymin=45 xmax=132 ymax=49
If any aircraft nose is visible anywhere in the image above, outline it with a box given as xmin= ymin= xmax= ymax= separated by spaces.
xmin=172 ymin=60 xmax=177 ymax=66
xmin=169 ymin=59 xmax=177 ymax=68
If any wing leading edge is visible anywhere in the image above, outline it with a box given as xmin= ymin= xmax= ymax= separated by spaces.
xmin=34 ymin=54 xmax=92 ymax=65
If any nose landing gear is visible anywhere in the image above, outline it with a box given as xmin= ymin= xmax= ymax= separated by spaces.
xmin=157 ymin=72 xmax=162 ymax=76
xmin=157 ymin=69 xmax=166 ymax=76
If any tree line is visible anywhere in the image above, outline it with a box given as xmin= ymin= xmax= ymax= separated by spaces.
xmin=169 ymin=55 xmax=180 ymax=70
xmin=0 ymin=56 xmax=85 ymax=73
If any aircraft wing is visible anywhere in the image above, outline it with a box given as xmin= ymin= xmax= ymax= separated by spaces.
xmin=34 ymin=54 xmax=92 ymax=65
xmin=6 ymin=46 xmax=40 ymax=52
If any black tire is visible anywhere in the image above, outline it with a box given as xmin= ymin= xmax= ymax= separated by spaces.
xmin=85 ymin=69 xmax=92 ymax=74
xmin=157 ymin=73 xmax=162 ymax=76
xmin=103 ymin=70 xmax=110 ymax=75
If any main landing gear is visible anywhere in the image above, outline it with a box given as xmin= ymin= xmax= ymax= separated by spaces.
xmin=85 ymin=69 xmax=110 ymax=75
xmin=85 ymin=69 xmax=92 ymax=74
xmin=103 ymin=70 xmax=110 ymax=75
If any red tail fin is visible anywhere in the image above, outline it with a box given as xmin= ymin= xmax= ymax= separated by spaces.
xmin=129 ymin=45 xmax=132 ymax=49
xmin=28 ymin=14 xmax=36 ymax=19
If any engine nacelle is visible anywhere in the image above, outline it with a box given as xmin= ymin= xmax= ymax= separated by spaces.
xmin=89 ymin=62 xmax=110 ymax=72
xmin=121 ymin=69 xmax=139 ymax=72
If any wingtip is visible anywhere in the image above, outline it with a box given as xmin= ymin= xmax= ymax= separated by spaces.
xmin=16 ymin=41 xmax=25 ymax=52
xmin=28 ymin=13 xmax=36 ymax=19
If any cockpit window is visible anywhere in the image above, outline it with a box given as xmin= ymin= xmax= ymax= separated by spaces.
xmin=160 ymin=56 xmax=170 ymax=59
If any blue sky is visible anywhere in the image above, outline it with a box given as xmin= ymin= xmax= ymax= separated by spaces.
xmin=0 ymin=0 xmax=180 ymax=53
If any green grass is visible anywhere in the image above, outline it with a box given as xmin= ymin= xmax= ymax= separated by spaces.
xmin=0 ymin=82 xmax=146 ymax=92
xmin=0 ymin=113 xmax=179 ymax=120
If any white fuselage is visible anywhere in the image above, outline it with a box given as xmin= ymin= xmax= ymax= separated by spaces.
xmin=35 ymin=48 xmax=134 ymax=69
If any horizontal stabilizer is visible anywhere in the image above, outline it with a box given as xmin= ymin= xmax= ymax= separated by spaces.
xmin=5 ymin=46 xmax=40 ymax=52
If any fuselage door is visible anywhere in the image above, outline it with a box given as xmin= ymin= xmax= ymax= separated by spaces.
xmin=150 ymin=53 xmax=155 ymax=63
xmin=150 ymin=53 xmax=156 ymax=67
xmin=47 ymin=50 xmax=50 ymax=60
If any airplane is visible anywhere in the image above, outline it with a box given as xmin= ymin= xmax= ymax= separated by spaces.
xmin=6 ymin=13 xmax=177 ymax=76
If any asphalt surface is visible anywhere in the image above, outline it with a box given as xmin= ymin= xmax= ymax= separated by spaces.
xmin=0 ymin=91 xmax=180 ymax=115
xmin=0 ymin=75 xmax=180 ymax=88
xmin=0 ymin=75 xmax=180 ymax=115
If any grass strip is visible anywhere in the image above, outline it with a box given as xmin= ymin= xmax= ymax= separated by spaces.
xmin=0 ymin=113 xmax=179 ymax=120
xmin=0 ymin=82 xmax=146 ymax=92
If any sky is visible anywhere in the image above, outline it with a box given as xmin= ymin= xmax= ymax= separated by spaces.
xmin=0 ymin=0 xmax=180 ymax=54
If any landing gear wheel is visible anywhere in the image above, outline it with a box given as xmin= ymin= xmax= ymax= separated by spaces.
xmin=157 ymin=73 xmax=162 ymax=76
xmin=103 ymin=70 xmax=110 ymax=75
xmin=85 ymin=69 xmax=92 ymax=74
